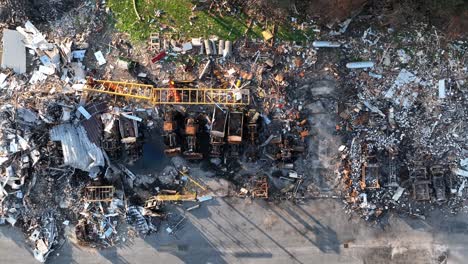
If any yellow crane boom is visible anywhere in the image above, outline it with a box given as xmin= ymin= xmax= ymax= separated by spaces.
xmin=154 ymin=193 xmax=197 ymax=201
xmin=84 ymin=79 xmax=250 ymax=105
xmin=144 ymin=193 xmax=197 ymax=209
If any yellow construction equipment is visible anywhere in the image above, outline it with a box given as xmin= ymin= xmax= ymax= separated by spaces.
xmin=155 ymin=193 xmax=197 ymax=201
xmin=144 ymin=192 xmax=197 ymax=208
xmin=84 ymin=78 xmax=250 ymax=106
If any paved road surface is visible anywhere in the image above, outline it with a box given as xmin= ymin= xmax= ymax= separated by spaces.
xmin=1 ymin=198 xmax=467 ymax=263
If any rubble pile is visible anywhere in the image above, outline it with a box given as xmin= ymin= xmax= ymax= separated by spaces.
xmin=27 ymin=211 xmax=58 ymax=263
xmin=335 ymin=24 xmax=467 ymax=220
xmin=0 ymin=0 xmax=28 ymax=27
xmin=0 ymin=14 xmax=161 ymax=260
xmin=75 ymin=198 xmax=126 ymax=247
xmin=0 ymin=1 xmax=466 ymax=262
xmin=0 ymin=0 xmax=86 ymax=32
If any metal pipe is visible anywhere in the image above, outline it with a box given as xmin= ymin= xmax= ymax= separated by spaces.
xmin=218 ymin=40 xmax=225 ymax=56
xmin=210 ymin=40 xmax=217 ymax=55
xmin=346 ymin=61 xmax=374 ymax=69
xmin=199 ymin=40 xmax=204 ymax=55
xmin=312 ymin=41 xmax=341 ymax=48
xmin=204 ymin=39 xmax=212 ymax=55
xmin=224 ymin=40 xmax=232 ymax=58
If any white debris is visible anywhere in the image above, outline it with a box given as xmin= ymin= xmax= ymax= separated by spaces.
xmin=359 ymin=193 xmax=368 ymax=208
xmin=6 ymin=215 xmax=17 ymax=226
xmin=223 ymin=40 xmax=232 ymax=58
xmin=312 ymin=41 xmax=341 ymax=48
xmin=70 ymin=62 xmax=86 ymax=82
xmin=329 ymin=18 xmax=352 ymax=36
xmin=72 ymin=50 xmax=86 ymax=60
xmin=6 ymin=165 xmax=14 ymax=178
xmin=438 ymin=79 xmax=446 ymax=99
xmin=369 ymin=72 xmax=382 ymax=79
xmin=29 ymin=71 xmax=47 ymax=84
xmin=346 ymin=61 xmax=374 ymax=69
xmin=361 ymin=27 xmax=380 ymax=45
xmin=363 ymin=101 xmax=385 ymax=117
xmin=197 ymin=195 xmax=213 ymax=202
xmin=182 ymin=42 xmax=193 ymax=51
xmin=460 ymin=158 xmax=468 ymax=168
xmin=392 ymin=187 xmax=405 ymax=201
xmin=0 ymin=157 xmax=8 ymax=166
xmin=59 ymin=41 xmax=73 ymax=63
xmin=29 ymin=230 xmax=41 ymax=242
xmin=17 ymin=135 xmax=30 ymax=150
xmin=227 ymin=68 xmax=236 ymax=76
xmin=288 ymin=171 xmax=300 ymax=179
xmin=9 ymin=140 xmax=19 ymax=153
xmin=101 ymin=113 xmax=116 ymax=133
xmin=458 ymin=179 xmax=466 ymax=197
xmin=116 ymin=59 xmax=129 ymax=69
xmin=0 ymin=73 xmax=8 ymax=88
xmin=38 ymin=65 xmax=55 ymax=75
xmin=1 ymin=29 xmax=27 ymax=74
xmin=33 ymin=239 xmax=49 ymax=262
xmin=453 ymin=168 xmax=468 ymax=178
xmin=186 ymin=204 xmax=200 ymax=211
xmin=94 ymin=51 xmax=106 ymax=66
xmin=121 ymin=113 xmax=142 ymax=122
xmin=77 ymin=106 xmax=92 ymax=120
xmin=21 ymin=21 xmax=47 ymax=49
xmin=72 ymin=83 xmax=85 ymax=91
xmin=198 ymin=60 xmax=211 ymax=80
xmin=384 ymin=69 xmax=419 ymax=99
xmin=40 ymin=55 xmax=51 ymax=66
xmin=397 ymin=49 xmax=411 ymax=64
xmin=234 ymin=90 xmax=243 ymax=101
xmin=191 ymin=38 xmax=202 ymax=46
xmin=61 ymin=108 xmax=71 ymax=121
xmin=30 ymin=149 xmax=41 ymax=165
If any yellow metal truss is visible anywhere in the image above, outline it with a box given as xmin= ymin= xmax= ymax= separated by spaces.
xmin=84 ymin=79 xmax=250 ymax=105
xmin=144 ymin=193 xmax=197 ymax=208
xmin=85 ymin=186 xmax=115 ymax=202
xmin=153 ymin=193 xmax=197 ymax=201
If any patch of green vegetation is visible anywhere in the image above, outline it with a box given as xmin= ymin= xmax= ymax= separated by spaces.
xmin=107 ymin=0 xmax=311 ymax=42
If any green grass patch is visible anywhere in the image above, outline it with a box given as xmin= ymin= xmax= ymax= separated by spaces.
xmin=107 ymin=0 xmax=311 ymax=42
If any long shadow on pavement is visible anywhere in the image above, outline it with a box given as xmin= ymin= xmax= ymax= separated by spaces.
xmin=223 ymin=198 xmax=305 ymax=264
xmin=141 ymin=200 xmax=228 ymax=264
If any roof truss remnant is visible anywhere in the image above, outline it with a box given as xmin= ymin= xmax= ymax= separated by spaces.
xmin=85 ymin=186 xmax=115 ymax=202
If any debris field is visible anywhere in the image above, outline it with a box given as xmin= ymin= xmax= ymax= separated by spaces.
xmin=0 ymin=1 xmax=467 ymax=263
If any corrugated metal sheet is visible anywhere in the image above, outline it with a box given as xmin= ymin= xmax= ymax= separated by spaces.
xmin=85 ymin=102 xmax=108 ymax=115
xmin=80 ymin=102 xmax=107 ymax=146
xmin=81 ymin=117 xmax=102 ymax=146
xmin=50 ymin=123 xmax=104 ymax=173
